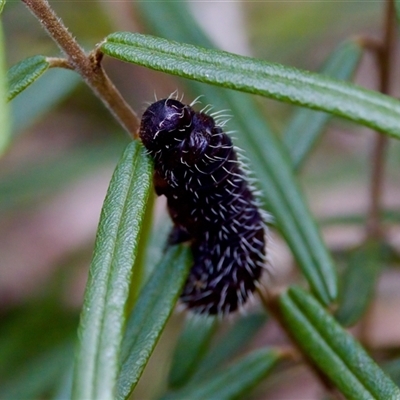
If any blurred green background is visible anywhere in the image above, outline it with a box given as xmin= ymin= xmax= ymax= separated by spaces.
xmin=1 ymin=1 xmax=400 ymax=399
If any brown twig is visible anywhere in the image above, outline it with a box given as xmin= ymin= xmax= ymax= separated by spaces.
xmin=366 ymin=0 xmax=396 ymax=240
xmin=21 ymin=0 xmax=139 ymax=138
xmin=46 ymin=57 xmax=73 ymax=70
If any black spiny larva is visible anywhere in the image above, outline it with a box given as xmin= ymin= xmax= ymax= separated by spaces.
xmin=139 ymin=97 xmax=267 ymax=315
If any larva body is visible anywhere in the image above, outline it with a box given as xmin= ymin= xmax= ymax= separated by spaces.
xmin=140 ymin=98 xmax=266 ymax=315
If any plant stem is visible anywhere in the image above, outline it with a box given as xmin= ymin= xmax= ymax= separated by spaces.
xmin=21 ymin=0 xmax=139 ymax=137
xmin=46 ymin=57 xmax=73 ymax=70
xmin=366 ymin=0 xmax=396 ymax=239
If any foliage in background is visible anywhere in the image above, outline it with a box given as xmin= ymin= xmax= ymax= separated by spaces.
xmin=1 ymin=0 xmax=400 ymax=399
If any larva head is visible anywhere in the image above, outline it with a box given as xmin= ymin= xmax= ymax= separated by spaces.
xmin=140 ymin=99 xmax=212 ymax=164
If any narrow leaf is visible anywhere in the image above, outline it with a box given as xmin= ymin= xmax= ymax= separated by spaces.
xmin=141 ymin=213 xmax=173 ymax=282
xmin=0 ymin=19 xmax=9 ymax=156
xmin=0 ymin=0 xmax=5 ymax=14
xmin=11 ymin=68 xmax=80 ymax=135
xmin=72 ymin=141 xmax=152 ymax=400
xmin=53 ymin=361 xmax=73 ymax=400
xmin=136 ymin=1 xmax=338 ymax=306
xmin=0 ymin=142 xmax=124 ymax=214
xmin=395 ymin=0 xmax=400 ymax=25
xmin=279 ymin=286 xmax=400 ymax=400
xmin=163 ymin=348 xmax=280 ymax=400
xmin=0 ymin=342 xmax=73 ymax=400
xmin=230 ymin=96 xmax=337 ymax=305
xmin=335 ymin=241 xmax=384 ymax=327
xmin=168 ymin=316 xmax=218 ymax=389
xmin=0 ymin=297 xmax=77 ymax=381
xmin=7 ymin=55 xmax=50 ymax=101
xmin=319 ymin=209 xmax=400 ymax=226
xmin=102 ymin=32 xmax=400 ymax=140
xmin=284 ymin=39 xmax=363 ymax=169
xmin=191 ymin=313 xmax=268 ymax=382
xmin=117 ymin=245 xmax=192 ymax=400
xmin=383 ymin=358 xmax=400 ymax=387
xmin=126 ymin=188 xmax=155 ymax=311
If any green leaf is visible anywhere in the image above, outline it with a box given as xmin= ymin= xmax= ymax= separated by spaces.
xmin=395 ymin=0 xmax=400 ymax=24
xmin=284 ymin=39 xmax=363 ymax=169
xmin=191 ymin=313 xmax=268 ymax=383
xmin=335 ymin=241 xmax=384 ymax=327
xmin=126 ymin=188 xmax=155 ymax=311
xmin=279 ymin=286 xmax=400 ymax=400
xmin=383 ymin=358 xmax=400 ymax=387
xmin=7 ymin=55 xmax=50 ymax=101
xmin=53 ymin=362 xmax=73 ymax=400
xmin=0 ymin=298 xmax=78 ymax=381
xmin=0 ymin=19 xmax=9 ymax=156
xmin=102 ymin=32 xmax=400 ymax=140
xmin=165 ymin=313 xmax=268 ymax=397
xmin=0 ymin=341 xmax=73 ymax=400
xmin=72 ymin=141 xmax=152 ymax=400
xmin=10 ymin=67 xmax=81 ymax=135
xmin=141 ymin=213 xmax=173 ymax=282
xmin=136 ymin=1 xmax=338 ymax=306
xmin=117 ymin=245 xmax=192 ymax=400
xmin=168 ymin=316 xmax=218 ymax=389
xmin=0 ymin=0 xmax=5 ymax=14
xmin=0 ymin=142 xmax=125 ymax=214
xmin=162 ymin=348 xmax=280 ymax=400
xmin=137 ymin=0 xmax=210 ymax=50
xmin=319 ymin=209 xmax=400 ymax=226
xmin=232 ymin=96 xmax=337 ymax=305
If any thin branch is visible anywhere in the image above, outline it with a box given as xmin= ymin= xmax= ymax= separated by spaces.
xmin=46 ymin=57 xmax=73 ymax=70
xmin=366 ymin=0 xmax=396 ymax=239
xmin=356 ymin=35 xmax=382 ymax=53
xmin=21 ymin=0 xmax=139 ymax=137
